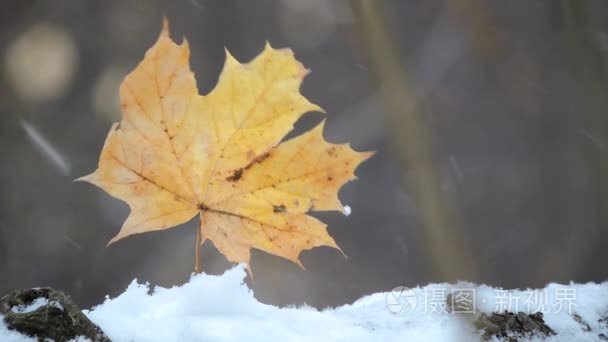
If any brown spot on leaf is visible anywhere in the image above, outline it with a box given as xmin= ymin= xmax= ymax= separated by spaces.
xmin=249 ymin=151 xmax=271 ymax=166
xmin=273 ymin=204 xmax=286 ymax=213
xmin=327 ymin=147 xmax=337 ymax=157
xmin=226 ymin=169 xmax=243 ymax=182
xmin=226 ymin=151 xmax=271 ymax=182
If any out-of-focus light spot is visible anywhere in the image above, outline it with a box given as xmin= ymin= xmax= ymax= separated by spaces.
xmin=92 ymin=65 xmax=128 ymax=122
xmin=278 ymin=0 xmax=337 ymax=50
xmin=4 ymin=23 xmax=78 ymax=102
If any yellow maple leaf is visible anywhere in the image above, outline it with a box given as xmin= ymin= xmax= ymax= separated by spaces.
xmin=78 ymin=19 xmax=373 ymax=273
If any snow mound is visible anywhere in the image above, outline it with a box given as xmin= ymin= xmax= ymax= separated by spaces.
xmin=84 ymin=266 xmax=608 ymax=342
xmin=84 ymin=266 xmax=480 ymax=341
xmin=2 ymin=266 xmax=607 ymax=341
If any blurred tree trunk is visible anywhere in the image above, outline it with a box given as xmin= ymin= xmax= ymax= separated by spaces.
xmin=556 ymin=0 xmax=608 ymax=280
xmin=349 ymin=0 xmax=477 ymax=281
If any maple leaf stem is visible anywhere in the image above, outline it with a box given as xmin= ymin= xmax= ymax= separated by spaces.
xmin=195 ymin=224 xmax=202 ymax=274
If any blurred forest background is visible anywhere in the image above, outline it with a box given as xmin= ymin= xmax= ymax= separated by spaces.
xmin=1 ymin=0 xmax=608 ymax=309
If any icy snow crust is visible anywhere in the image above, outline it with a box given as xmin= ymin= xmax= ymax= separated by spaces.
xmin=10 ymin=297 xmax=49 ymax=314
xmin=2 ymin=265 xmax=607 ymax=341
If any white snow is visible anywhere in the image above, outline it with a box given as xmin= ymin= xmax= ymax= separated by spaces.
xmin=10 ymin=297 xmax=49 ymax=314
xmin=1 ymin=266 xmax=607 ymax=341
xmin=0 ymin=322 xmax=36 ymax=342
xmin=50 ymin=300 xmax=64 ymax=312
